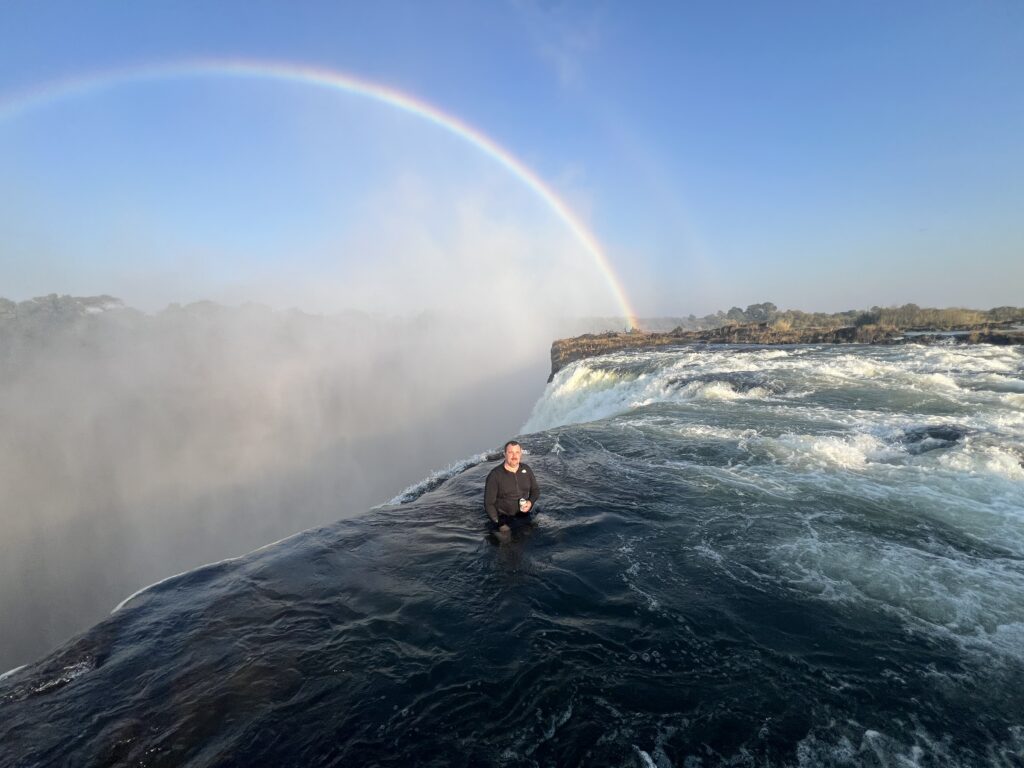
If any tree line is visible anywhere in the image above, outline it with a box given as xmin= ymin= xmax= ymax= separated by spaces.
xmin=667 ymin=302 xmax=1024 ymax=332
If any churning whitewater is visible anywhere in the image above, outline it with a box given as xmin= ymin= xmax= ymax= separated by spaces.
xmin=2 ymin=342 xmax=1023 ymax=767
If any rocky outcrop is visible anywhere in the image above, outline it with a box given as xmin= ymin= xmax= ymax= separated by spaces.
xmin=549 ymin=323 xmax=1024 ymax=381
xmin=962 ymin=330 xmax=1024 ymax=346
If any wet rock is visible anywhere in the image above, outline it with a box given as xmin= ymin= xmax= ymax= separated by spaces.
xmin=895 ymin=425 xmax=969 ymax=455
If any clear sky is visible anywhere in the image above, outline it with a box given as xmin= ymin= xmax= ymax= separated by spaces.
xmin=1 ymin=0 xmax=1022 ymax=317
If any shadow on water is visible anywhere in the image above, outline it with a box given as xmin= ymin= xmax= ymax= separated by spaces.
xmin=486 ymin=517 xmax=539 ymax=582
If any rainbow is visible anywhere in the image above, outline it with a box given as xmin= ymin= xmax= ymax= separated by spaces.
xmin=0 ymin=58 xmax=640 ymax=328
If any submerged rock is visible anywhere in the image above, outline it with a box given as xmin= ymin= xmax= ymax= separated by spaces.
xmin=895 ymin=425 xmax=969 ymax=455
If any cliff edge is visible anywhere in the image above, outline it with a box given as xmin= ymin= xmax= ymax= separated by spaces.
xmin=548 ymin=322 xmax=1024 ymax=381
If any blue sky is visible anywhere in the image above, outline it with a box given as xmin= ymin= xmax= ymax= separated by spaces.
xmin=1 ymin=1 xmax=1022 ymax=317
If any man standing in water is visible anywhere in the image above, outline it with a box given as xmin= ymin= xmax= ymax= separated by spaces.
xmin=485 ymin=440 xmax=540 ymax=535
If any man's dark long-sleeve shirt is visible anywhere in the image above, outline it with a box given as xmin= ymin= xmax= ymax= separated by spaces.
xmin=484 ymin=463 xmax=539 ymax=522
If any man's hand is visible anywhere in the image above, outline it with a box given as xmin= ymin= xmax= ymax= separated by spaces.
xmin=521 ymin=500 xmax=533 ymax=513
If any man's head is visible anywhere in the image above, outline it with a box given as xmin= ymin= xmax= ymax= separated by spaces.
xmin=503 ymin=440 xmax=522 ymax=469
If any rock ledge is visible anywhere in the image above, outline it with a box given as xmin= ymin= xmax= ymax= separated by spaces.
xmin=548 ymin=323 xmax=1024 ymax=381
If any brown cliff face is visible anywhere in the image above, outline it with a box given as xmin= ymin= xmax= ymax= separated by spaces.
xmin=548 ymin=323 xmax=1024 ymax=381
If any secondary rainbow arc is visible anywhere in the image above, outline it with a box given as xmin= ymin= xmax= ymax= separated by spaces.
xmin=0 ymin=58 xmax=640 ymax=328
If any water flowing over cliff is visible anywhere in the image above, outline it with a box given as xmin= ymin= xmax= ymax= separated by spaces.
xmin=3 ymin=341 xmax=1023 ymax=767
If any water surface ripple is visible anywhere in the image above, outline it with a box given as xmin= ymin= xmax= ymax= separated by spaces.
xmin=2 ymin=343 xmax=1023 ymax=766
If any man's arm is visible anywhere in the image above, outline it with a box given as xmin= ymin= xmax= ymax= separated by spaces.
xmin=484 ymin=470 xmax=500 ymax=523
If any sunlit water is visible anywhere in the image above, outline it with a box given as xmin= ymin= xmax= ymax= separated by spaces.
xmin=2 ymin=342 xmax=1023 ymax=766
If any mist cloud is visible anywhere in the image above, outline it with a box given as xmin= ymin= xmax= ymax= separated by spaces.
xmin=0 ymin=286 xmax=578 ymax=670
xmin=0 ymin=86 xmax=626 ymax=670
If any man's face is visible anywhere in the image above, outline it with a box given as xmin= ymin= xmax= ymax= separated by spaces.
xmin=504 ymin=444 xmax=522 ymax=468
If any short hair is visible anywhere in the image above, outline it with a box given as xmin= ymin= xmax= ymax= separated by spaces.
xmin=503 ymin=440 xmax=521 ymax=452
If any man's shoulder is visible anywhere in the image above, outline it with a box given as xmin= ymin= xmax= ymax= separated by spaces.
xmin=486 ymin=462 xmax=532 ymax=476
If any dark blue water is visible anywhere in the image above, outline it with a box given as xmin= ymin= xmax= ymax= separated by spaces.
xmin=3 ymin=344 xmax=1023 ymax=766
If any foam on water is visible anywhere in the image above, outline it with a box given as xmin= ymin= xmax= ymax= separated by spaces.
xmin=528 ymin=344 xmax=1024 ymax=435
xmin=674 ymin=423 xmax=760 ymax=442
xmin=30 ymin=660 xmax=94 ymax=695
xmin=0 ymin=666 xmax=25 ymax=683
xmin=917 ymin=345 xmax=1019 ymax=373
xmin=522 ymin=363 xmax=642 ymax=431
xmin=938 ymin=442 xmax=1024 ymax=480
xmin=970 ymin=373 xmax=1024 ymax=393
xmin=764 ymin=432 xmax=887 ymax=470
xmin=388 ymin=451 xmax=492 ymax=504
xmin=669 ymin=380 xmax=772 ymax=402
xmin=530 ymin=343 xmax=1024 ymax=679
xmin=530 ymin=345 xmax=1024 ymax=454
xmin=815 ymin=354 xmax=893 ymax=380
xmin=524 ymin=359 xmax=779 ymax=432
